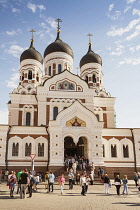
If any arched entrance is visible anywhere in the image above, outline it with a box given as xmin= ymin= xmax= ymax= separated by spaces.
xmin=64 ymin=136 xmax=88 ymax=158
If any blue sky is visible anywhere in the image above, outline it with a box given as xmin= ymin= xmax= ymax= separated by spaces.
xmin=0 ymin=0 xmax=140 ymax=127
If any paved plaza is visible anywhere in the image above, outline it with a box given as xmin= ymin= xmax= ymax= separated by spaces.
xmin=0 ymin=181 xmax=140 ymax=210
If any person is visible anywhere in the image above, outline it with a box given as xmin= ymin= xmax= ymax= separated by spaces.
xmin=48 ymin=171 xmax=55 ymax=193
xmin=134 ymin=172 xmax=138 ymax=187
xmin=90 ymin=169 xmax=94 ymax=185
xmin=114 ymin=174 xmax=121 ymax=195
xmin=20 ymin=169 xmax=29 ymax=199
xmin=34 ymin=173 xmax=40 ymax=191
xmin=9 ymin=171 xmax=17 ymax=198
xmin=72 ymin=161 xmax=77 ymax=174
xmin=28 ymin=171 xmax=36 ymax=198
xmin=16 ymin=170 xmax=22 ymax=194
xmin=122 ymin=175 xmax=128 ymax=195
xmin=137 ymin=172 xmax=140 ymax=191
xmin=58 ymin=174 xmax=65 ymax=195
xmin=100 ymin=168 xmax=104 ymax=178
xmin=80 ymin=173 xmax=86 ymax=196
xmin=68 ymin=171 xmax=74 ymax=189
xmin=85 ymin=175 xmax=90 ymax=193
xmin=44 ymin=171 xmax=49 ymax=190
xmin=0 ymin=170 xmax=2 ymax=184
xmin=104 ymin=174 xmax=110 ymax=195
xmin=76 ymin=172 xmax=80 ymax=185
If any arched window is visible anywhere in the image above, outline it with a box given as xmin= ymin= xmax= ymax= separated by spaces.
xmin=58 ymin=64 xmax=62 ymax=74
xmin=96 ymin=114 xmax=99 ymax=121
xmin=111 ymin=144 xmax=117 ymax=157
xmin=85 ymin=76 xmax=88 ymax=84
xmin=38 ymin=143 xmax=44 ymax=157
xmin=92 ymin=74 xmax=96 ymax=83
xmin=123 ymin=145 xmax=129 ymax=158
xmin=36 ymin=73 xmax=39 ymax=82
xmin=53 ymin=63 xmax=56 ymax=75
xmin=26 ymin=112 xmax=31 ymax=126
xmin=22 ymin=73 xmax=24 ymax=81
xmin=53 ymin=107 xmax=58 ymax=120
xmin=103 ymin=144 xmax=105 ymax=157
xmin=12 ymin=143 xmax=19 ymax=156
xmin=25 ymin=143 xmax=31 ymax=156
xmin=49 ymin=66 xmax=51 ymax=76
xmin=28 ymin=70 xmax=32 ymax=80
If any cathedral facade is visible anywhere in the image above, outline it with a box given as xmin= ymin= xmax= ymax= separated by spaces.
xmin=0 ymin=24 xmax=140 ymax=178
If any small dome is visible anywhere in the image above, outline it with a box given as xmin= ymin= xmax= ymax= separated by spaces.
xmin=20 ymin=40 xmax=43 ymax=64
xmin=44 ymin=32 xmax=73 ymax=58
xmin=80 ymin=44 xmax=102 ymax=68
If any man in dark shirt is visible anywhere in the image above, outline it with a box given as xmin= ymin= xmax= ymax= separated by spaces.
xmin=20 ymin=169 xmax=29 ymax=199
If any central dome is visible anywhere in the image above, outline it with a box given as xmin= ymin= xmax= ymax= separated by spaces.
xmin=44 ymin=32 xmax=74 ymax=58
xmin=80 ymin=44 xmax=102 ymax=68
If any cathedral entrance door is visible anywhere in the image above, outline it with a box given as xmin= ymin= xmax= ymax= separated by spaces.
xmin=64 ymin=136 xmax=77 ymax=157
xmin=64 ymin=136 xmax=86 ymax=158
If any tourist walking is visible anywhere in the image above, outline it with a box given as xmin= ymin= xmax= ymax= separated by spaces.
xmin=76 ymin=172 xmax=80 ymax=185
xmin=0 ymin=170 xmax=2 ymax=184
xmin=9 ymin=171 xmax=17 ymax=198
xmin=68 ymin=171 xmax=74 ymax=189
xmin=85 ymin=175 xmax=90 ymax=193
xmin=16 ymin=170 xmax=22 ymax=194
xmin=58 ymin=174 xmax=65 ymax=195
xmin=122 ymin=175 xmax=128 ymax=195
xmin=72 ymin=161 xmax=77 ymax=174
xmin=44 ymin=171 xmax=49 ymax=190
xmin=137 ymin=172 xmax=140 ymax=191
xmin=80 ymin=173 xmax=86 ymax=196
xmin=20 ymin=169 xmax=29 ymax=199
xmin=134 ymin=172 xmax=138 ymax=187
xmin=104 ymin=174 xmax=110 ymax=195
xmin=48 ymin=171 xmax=55 ymax=192
xmin=114 ymin=175 xmax=121 ymax=195
xmin=28 ymin=171 xmax=36 ymax=198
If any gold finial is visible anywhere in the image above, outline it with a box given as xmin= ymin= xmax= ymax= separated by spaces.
xmin=87 ymin=33 xmax=93 ymax=45
xmin=30 ymin=29 xmax=36 ymax=41
xmin=55 ymin=18 xmax=62 ymax=32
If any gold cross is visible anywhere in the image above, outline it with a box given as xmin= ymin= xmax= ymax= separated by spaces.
xmin=87 ymin=33 xmax=93 ymax=44
xmin=30 ymin=29 xmax=36 ymax=40
xmin=55 ymin=18 xmax=62 ymax=30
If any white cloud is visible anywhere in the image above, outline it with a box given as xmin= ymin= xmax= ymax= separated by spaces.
xmin=12 ymin=7 xmax=20 ymax=13
xmin=119 ymin=57 xmax=140 ymax=65
xmin=6 ymin=72 xmax=19 ymax=88
xmin=110 ymin=11 xmax=121 ymax=20
xmin=125 ymin=30 xmax=140 ymax=40
xmin=133 ymin=9 xmax=140 ymax=16
xmin=46 ymin=17 xmax=57 ymax=29
xmin=124 ymin=6 xmax=132 ymax=13
xmin=6 ymin=29 xmax=22 ymax=36
xmin=129 ymin=45 xmax=140 ymax=52
xmin=110 ymin=44 xmax=125 ymax=56
xmin=27 ymin=3 xmax=46 ymax=13
xmin=127 ymin=0 xmax=136 ymax=4
xmin=106 ymin=18 xmax=140 ymax=36
xmin=5 ymin=45 xmax=25 ymax=58
xmin=109 ymin=4 xmax=114 ymax=12
xmin=0 ymin=109 xmax=8 ymax=124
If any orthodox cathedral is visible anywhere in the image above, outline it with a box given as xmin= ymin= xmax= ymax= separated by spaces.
xmin=0 ymin=20 xmax=140 ymax=178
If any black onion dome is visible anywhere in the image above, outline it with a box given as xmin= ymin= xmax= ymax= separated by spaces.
xmin=80 ymin=44 xmax=102 ymax=68
xmin=44 ymin=32 xmax=74 ymax=58
xmin=20 ymin=40 xmax=43 ymax=64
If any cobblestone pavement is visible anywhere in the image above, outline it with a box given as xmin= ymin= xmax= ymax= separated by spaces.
xmin=0 ymin=182 xmax=140 ymax=210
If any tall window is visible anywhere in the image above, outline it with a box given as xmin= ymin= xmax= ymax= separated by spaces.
xmin=25 ymin=143 xmax=31 ymax=156
xmin=36 ymin=73 xmax=39 ymax=82
xmin=103 ymin=144 xmax=105 ymax=157
xmin=96 ymin=114 xmax=99 ymax=121
xmin=58 ymin=64 xmax=62 ymax=74
xmin=12 ymin=143 xmax=19 ymax=156
xmin=53 ymin=63 xmax=56 ymax=75
xmin=28 ymin=70 xmax=32 ymax=80
xmin=123 ymin=145 xmax=129 ymax=158
xmin=92 ymin=74 xmax=96 ymax=83
xmin=111 ymin=144 xmax=117 ymax=157
xmin=38 ymin=143 xmax=44 ymax=157
xmin=49 ymin=66 xmax=51 ymax=76
xmin=26 ymin=112 xmax=31 ymax=126
xmin=53 ymin=107 xmax=58 ymax=120
xmin=22 ymin=73 xmax=24 ymax=81
xmin=85 ymin=76 xmax=88 ymax=84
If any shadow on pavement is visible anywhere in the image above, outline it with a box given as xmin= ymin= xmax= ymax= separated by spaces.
xmin=112 ymin=202 xmax=140 ymax=206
